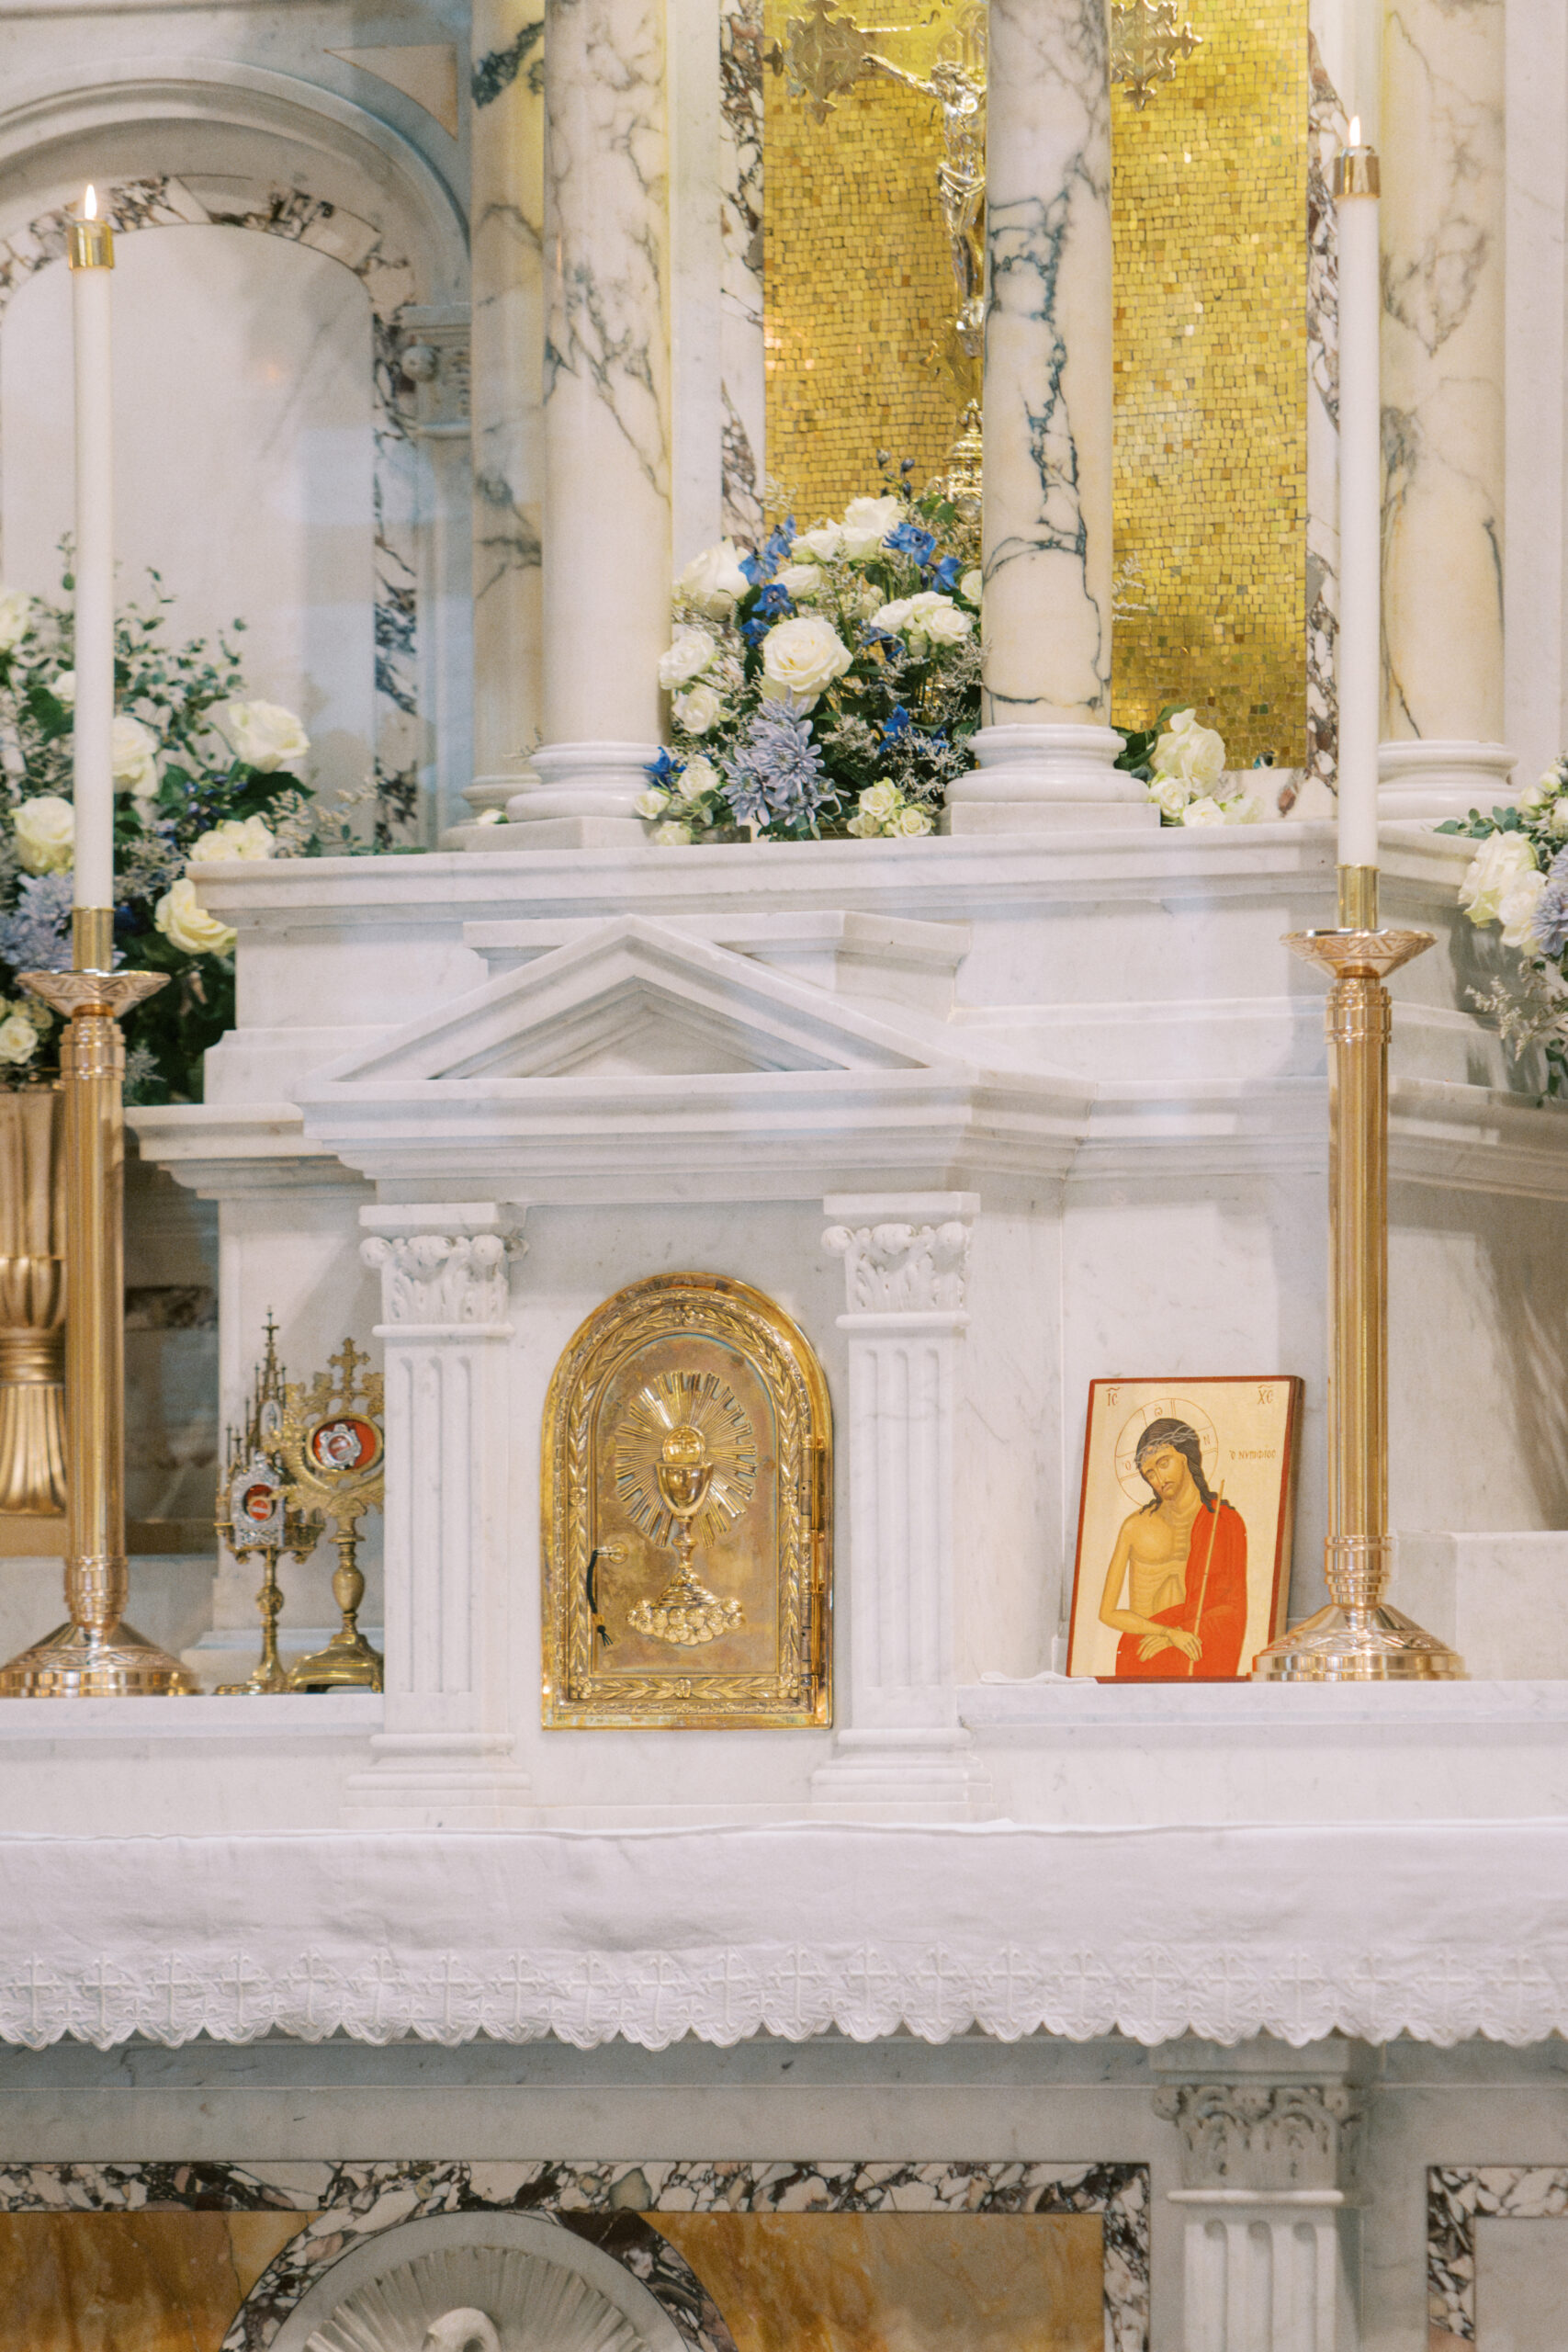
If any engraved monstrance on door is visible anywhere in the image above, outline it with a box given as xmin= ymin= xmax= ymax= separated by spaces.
xmin=542 ymin=1274 xmax=832 ymax=1728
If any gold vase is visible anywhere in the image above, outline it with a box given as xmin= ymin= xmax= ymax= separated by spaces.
xmin=0 ymin=1090 xmax=67 ymax=1519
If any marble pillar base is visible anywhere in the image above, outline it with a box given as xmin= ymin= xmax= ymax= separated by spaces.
xmin=504 ymin=741 xmax=660 ymax=839
xmin=1378 ymin=740 xmax=1517 ymax=822
xmin=341 ymin=1732 xmax=534 ymax=1829
xmin=944 ymin=724 xmax=1156 ymax=831
xmin=465 ymin=773 xmax=533 ymax=814
xmin=809 ymin=1728 xmax=995 ymax=1821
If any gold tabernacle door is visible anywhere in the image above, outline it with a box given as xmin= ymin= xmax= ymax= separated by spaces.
xmin=542 ymin=1272 xmax=832 ymax=1729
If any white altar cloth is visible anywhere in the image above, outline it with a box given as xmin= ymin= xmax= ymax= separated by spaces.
xmin=0 ymin=1817 xmax=1562 ymax=2050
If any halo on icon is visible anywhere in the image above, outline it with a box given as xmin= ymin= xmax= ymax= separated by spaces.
xmin=1113 ymin=1396 xmax=1219 ymax=1501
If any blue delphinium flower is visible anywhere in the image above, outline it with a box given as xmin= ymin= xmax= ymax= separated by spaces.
xmin=754 ymin=582 xmax=794 ymax=620
xmin=886 ymin=522 xmax=937 ymax=566
xmin=1534 ymin=877 xmax=1568 ymax=957
xmin=724 ymin=703 xmax=832 ymax=830
xmin=882 ymin=705 xmax=912 ymax=740
xmin=646 ymin=747 xmax=681 ymax=786
xmin=0 ymin=871 xmax=74 ymax=973
xmin=929 ymin=554 xmax=963 ymax=594
xmin=740 ymin=518 xmax=796 ymax=587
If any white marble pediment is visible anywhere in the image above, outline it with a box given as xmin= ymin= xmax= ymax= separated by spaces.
xmin=307 ymin=915 xmax=957 ymax=1084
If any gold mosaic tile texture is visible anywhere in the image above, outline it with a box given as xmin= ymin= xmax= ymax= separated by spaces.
xmin=1111 ymin=0 xmax=1307 ymax=767
xmin=762 ymin=0 xmax=975 ymax=521
xmin=761 ymin=0 xmax=1307 ymax=768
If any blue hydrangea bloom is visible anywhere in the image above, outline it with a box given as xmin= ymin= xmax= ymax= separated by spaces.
xmin=1534 ymin=876 xmax=1568 ymax=957
xmin=724 ymin=703 xmax=831 ymax=830
xmin=0 ymin=871 xmax=74 ymax=974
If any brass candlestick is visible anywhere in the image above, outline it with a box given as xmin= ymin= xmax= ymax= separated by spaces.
xmin=1253 ymin=866 xmax=1465 ymax=1680
xmin=0 ymin=913 xmax=197 ymax=1695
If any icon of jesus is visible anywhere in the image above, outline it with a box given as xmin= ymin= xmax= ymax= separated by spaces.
xmin=1097 ymin=1416 xmax=1248 ymax=1678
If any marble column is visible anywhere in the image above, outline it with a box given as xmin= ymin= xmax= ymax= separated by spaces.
xmin=809 ymin=1196 xmax=993 ymax=1820
xmin=1153 ymin=2043 xmax=1361 ymax=2352
xmin=344 ymin=1205 xmax=533 ymax=1828
xmin=464 ymin=0 xmax=547 ymax=827
xmin=505 ymin=0 xmax=672 ymax=844
xmin=945 ymin=0 xmax=1152 ymax=832
xmin=1378 ymin=0 xmax=1513 ymax=821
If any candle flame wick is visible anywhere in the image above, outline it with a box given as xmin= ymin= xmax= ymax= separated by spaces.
xmin=1348 ymin=116 xmax=1361 ymax=147
xmin=83 ymin=184 xmax=97 ymax=220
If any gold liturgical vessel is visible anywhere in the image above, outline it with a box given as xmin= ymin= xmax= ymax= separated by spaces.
xmin=0 ymin=912 xmax=196 ymax=1695
xmin=277 ymin=1338 xmax=385 ymax=1691
xmin=214 ymin=1320 xmax=321 ymax=1695
xmin=1253 ymin=867 xmax=1465 ymax=1681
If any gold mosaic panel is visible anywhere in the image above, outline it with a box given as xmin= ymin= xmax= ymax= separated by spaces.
xmin=762 ymin=0 xmax=975 ymax=522
xmin=761 ymin=0 xmax=1308 ymax=769
xmin=1111 ymin=0 xmax=1308 ymax=767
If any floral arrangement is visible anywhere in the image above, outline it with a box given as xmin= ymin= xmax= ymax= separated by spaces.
xmin=1117 ymin=705 xmax=1258 ymax=826
xmin=1441 ymin=763 xmax=1568 ymax=1092
xmin=639 ymin=470 xmax=984 ymax=842
xmin=0 ymin=575 xmax=351 ymax=1104
xmin=642 ymin=469 xmax=1245 ymax=843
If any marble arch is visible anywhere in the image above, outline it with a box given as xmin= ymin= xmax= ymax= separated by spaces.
xmin=0 ymin=62 xmax=471 ymax=840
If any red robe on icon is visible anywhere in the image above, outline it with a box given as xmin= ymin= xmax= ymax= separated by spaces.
xmin=1115 ymin=1500 xmax=1249 ymax=1679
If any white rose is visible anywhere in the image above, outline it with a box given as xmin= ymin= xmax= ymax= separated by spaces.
xmin=1460 ymin=830 xmax=1538 ymax=927
xmin=0 ymin=1009 xmax=38 ymax=1065
xmin=658 ymin=628 xmax=717 ymax=689
xmin=676 ymin=538 xmax=750 ymax=617
xmin=1498 ymin=868 xmax=1549 ymax=949
xmin=1180 ymin=795 xmax=1227 ymax=828
xmin=1221 ymin=791 xmax=1264 ymax=824
xmin=189 ymin=815 xmax=274 ymax=863
xmin=1153 ymin=708 xmax=1227 ymax=794
xmin=12 ymin=794 xmax=74 ymax=876
xmin=653 ymin=820 xmax=694 ymax=845
xmin=1149 ymin=775 xmax=1191 ymax=820
xmin=904 ymin=591 xmax=972 ymax=648
xmin=634 ymin=788 xmax=670 ymax=819
xmin=51 ymin=670 xmax=75 ymax=707
xmin=959 ymin=569 xmax=984 ymax=605
xmin=844 ymin=810 xmax=880 ymax=838
xmin=1519 ymin=769 xmax=1562 ymax=816
xmin=218 ymin=699 xmax=310 ymax=773
xmin=1551 ymin=797 xmax=1568 ymax=838
xmin=677 ymin=756 xmax=720 ymax=802
xmin=794 ymin=525 xmax=844 ymax=561
xmin=672 ymin=683 xmax=724 ymax=735
xmin=858 ymin=781 xmax=900 ymax=821
xmin=111 ymin=714 xmax=161 ymax=797
xmin=759 ymin=615 xmax=853 ymax=707
xmin=871 ymin=597 xmax=914 ymax=634
xmin=776 ymin=563 xmax=824 ymax=602
xmin=153 ymin=876 xmax=237 ymax=956
xmin=0 ymin=589 xmax=30 ymax=652
xmin=895 ymin=803 xmax=934 ymax=835
xmin=839 ymin=496 xmax=903 ymax=558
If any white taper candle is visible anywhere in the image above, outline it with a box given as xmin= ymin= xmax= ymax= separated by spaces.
xmin=68 ymin=187 xmax=115 ymax=922
xmin=1335 ymin=121 xmax=1381 ymax=875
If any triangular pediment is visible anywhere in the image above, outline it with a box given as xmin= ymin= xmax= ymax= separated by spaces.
xmin=308 ymin=916 xmax=962 ymax=1087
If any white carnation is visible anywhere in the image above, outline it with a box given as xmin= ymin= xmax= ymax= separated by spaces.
xmin=218 ymin=699 xmax=310 ymax=773
xmin=672 ymin=683 xmax=724 ymax=735
xmin=1460 ymin=830 xmax=1537 ymax=928
xmin=658 ymin=628 xmax=717 ymax=689
xmin=676 ymin=538 xmax=750 ymax=616
xmin=12 ymin=794 xmax=74 ymax=876
xmin=759 ymin=615 xmax=853 ymax=707
xmin=154 ymin=876 xmax=236 ymax=956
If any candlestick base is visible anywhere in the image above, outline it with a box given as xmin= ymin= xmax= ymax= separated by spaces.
xmin=1253 ymin=1596 xmax=1465 ymax=1681
xmin=0 ymin=1613 xmax=197 ymax=1697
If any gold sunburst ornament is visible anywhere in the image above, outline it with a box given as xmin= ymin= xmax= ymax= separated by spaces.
xmin=1111 ymin=0 xmax=1201 ymax=108
xmin=616 ymin=1371 xmax=757 ymax=1646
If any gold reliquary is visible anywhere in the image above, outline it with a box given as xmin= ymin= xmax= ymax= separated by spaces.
xmin=542 ymin=1272 xmax=832 ymax=1729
